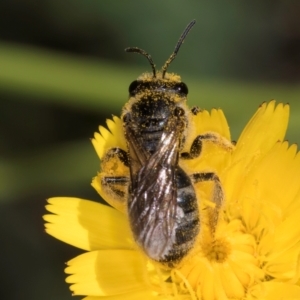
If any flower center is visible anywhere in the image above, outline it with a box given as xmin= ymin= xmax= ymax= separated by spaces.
xmin=202 ymin=238 xmax=231 ymax=263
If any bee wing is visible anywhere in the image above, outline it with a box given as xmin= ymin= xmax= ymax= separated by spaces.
xmin=123 ymin=124 xmax=149 ymax=181
xmin=124 ymin=113 xmax=184 ymax=259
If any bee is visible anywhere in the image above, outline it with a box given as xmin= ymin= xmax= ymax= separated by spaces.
xmin=100 ymin=20 xmax=231 ymax=267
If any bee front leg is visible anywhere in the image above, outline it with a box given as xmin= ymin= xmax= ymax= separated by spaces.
xmin=190 ymin=172 xmax=223 ymax=231
xmin=104 ymin=147 xmax=130 ymax=167
xmin=181 ymin=132 xmax=233 ymax=160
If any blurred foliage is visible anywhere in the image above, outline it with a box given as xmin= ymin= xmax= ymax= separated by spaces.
xmin=0 ymin=1 xmax=299 ymax=300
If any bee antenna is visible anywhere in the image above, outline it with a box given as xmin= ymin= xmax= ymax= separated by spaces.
xmin=162 ymin=20 xmax=196 ymax=78
xmin=125 ymin=47 xmax=156 ymax=78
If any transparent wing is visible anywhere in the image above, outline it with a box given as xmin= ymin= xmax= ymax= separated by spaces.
xmin=124 ymin=113 xmax=184 ymax=259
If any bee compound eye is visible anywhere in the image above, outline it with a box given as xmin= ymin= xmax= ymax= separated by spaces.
xmin=174 ymin=82 xmax=188 ymax=95
xmin=128 ymin=80 xmax=139 ymax=96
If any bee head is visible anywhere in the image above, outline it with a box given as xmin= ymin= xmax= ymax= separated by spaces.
xmin=125 ymin=20 xmax=195 ymax=103
xmin=122 ymin=21 xmax=195 ymax=142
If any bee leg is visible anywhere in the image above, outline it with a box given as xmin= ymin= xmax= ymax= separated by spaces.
xmin=104 ymin=177 xmax=129 ymax=184
xmin=181 ymin=133 xmax=220 ymax=159
xmin=181 ymin=133 xmax=233 ymax=159
xmin=102 ymin=176 xmax=129 ymax=198
xmin=105 ymin=148 xmax=129 ymax=167
xmin=191 ymin=106 xmax=202 ymax=115
xmin=191 ymin=172 xmax=223 ymax=231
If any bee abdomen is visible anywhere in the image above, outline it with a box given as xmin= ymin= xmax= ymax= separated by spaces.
xmin=176 ymin=212 xmax=199 ymax=244
xmin=160 ymin=169 xmax=200 ymax=265
xmin=161 ymin=216 xmax=199 ymax=265
xmin=174 ymin=188 xmax=199 ymax=249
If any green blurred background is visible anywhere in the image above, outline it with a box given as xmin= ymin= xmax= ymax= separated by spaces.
xmin=1 ymin=1 xmax=299 ymax=299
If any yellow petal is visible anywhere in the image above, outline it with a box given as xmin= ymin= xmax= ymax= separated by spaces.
xmin=65 ymin=250 xmax=149 ymax=296
xmin=263 ymin=246 xmax=300 ymax=280
xmin=44 ymin=197 xmax=133 ymax=251
xmin=92 ymin=116 xmax=127 ymax=160
xmin=248 ymin=282 xmax=300 ymax=299
xmin=250 ymin=142 xmax=299 ymax=212
xmin=260 ymin=207 xmax=300 ymax=280
xmin=266 ymin=207 xmax=300 ymax=257
xmin=82 ymin=289 xmax=157 ymax=300
xmin=224 ymin=101 xmax=289 ymax=202
xmin=236 ymin=101 xmax=289 ymax=159
xmin=217 ymin=262 xmax=245 ymax=299
xmin=228 ymin=142 xmax=300 ymax=239
xmin=92 ymin=131 xmax=106 ymax=159
xmin=200 ymin=261 xmax=217 ymax=300
xmin=193 ymin=109 xmax=231 ymax=140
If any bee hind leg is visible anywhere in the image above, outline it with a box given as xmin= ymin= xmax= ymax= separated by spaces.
xmin=190 ymin=172 xmax=223 ymax=232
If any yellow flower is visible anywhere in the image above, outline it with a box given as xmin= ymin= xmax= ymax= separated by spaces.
xmin=44 ymin=100 xmax=300 ymax=300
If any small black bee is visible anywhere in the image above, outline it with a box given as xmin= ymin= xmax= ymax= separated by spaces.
xmin=101 ymin=20 xmax=231 ymax=267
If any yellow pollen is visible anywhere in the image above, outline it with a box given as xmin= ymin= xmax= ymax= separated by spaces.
xmin=202 ymin=238 xmax=231 ymax=263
